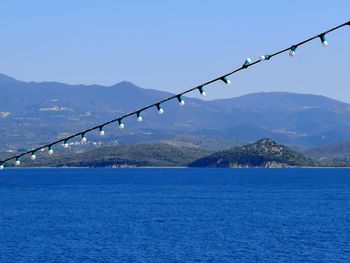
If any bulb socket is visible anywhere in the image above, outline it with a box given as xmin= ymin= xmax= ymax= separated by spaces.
xmin=222 ymin=77 xmax=231 ymax=85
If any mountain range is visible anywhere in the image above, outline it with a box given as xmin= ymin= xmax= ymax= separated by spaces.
xmin=1 ymin=73 xmax=350 ymax=152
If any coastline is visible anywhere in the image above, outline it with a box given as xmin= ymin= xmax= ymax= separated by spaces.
xmin=2 ymin=166 xmax=350 ymax=169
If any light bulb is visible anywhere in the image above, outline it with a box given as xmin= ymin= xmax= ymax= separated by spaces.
xmin=320 ymin=34 xmax=328 ymax=47
xmin=48 ymin=149 xmax=53 ymax=155
xmin=62 ymin=142 xmax=69 ymax=148
xmin=177 ymin=96 xmax=185 ymax=106
xmin=99 ymin=126 xmax=105 ymax=136
xmin=222 ymin=77 xmax=231 ymax=85
xmin=243 ymin=58 xmax=252 ymax=67
xmin=118 ymin=120 xmax=125 ymax=129
xmin=198 ymin=86 xmax=206 ymax=96
xmin=81 ymin=135 xmax=87 ymax=143
xmin=136 ymin=112 xmax=143 ymax=122
xmin=15 ymin=159 xmax=21 ymax=166
xmin=31 ymin=154 xmax=36 ymax=161
xmin=260 ymin=54 xmax=271 ymax=61
xmin=156 ymin=104 xmax=164 ymax=114
xmin=0 ymin=164 xmax=4 ymax=170
xmin=289 ymin=46 xmax=297 ymax=57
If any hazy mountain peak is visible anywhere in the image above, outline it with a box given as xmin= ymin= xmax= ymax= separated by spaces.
xmin=212 ymin=91 xmax=346 ymax=111
xmin=112 ymin=81 xmax=140 ymax=88
xmin=0 ymin=73 xmax=20 ymax=84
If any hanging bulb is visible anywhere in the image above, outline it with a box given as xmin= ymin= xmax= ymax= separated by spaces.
xmin=156 ymin=103 xmax=164 ymax=114
xmin=243 ymin=58 xmax=252 ymax=68
xmin=31 ymin=153 xmax=36 ymax=161
xmin=48 ymin=147 xmax=54 ymax=155
xmin=15 ymin=158 xmax=21 ymax=166
xmin=289 ymin=45 xmax=297 ymax=57
xmin=320 ymin=34 xmax=328 ymax=47
xmin=99 ymin=126 xmax=105 ymax=136
xmin=198 ymin=86 xmax=206 ymax=96
xmin=118 ymin=119 xmax=125 ymax=129
xmin=62 ymin=140 xmax=69 ymax=148
xmin=177 ymin=95 xmax=185 ymax=106
xmin=0 ymin=164 xmax=4 ymax=170
xmin=259 ymin=54 xmax=270 ymax=61
xmin=221 ymin=77 xmax=231 ymax=85
xmin=81 ymin=134 xmax=87 ymax=143
xmin=136 ymin=112 xmax=143 ymax=122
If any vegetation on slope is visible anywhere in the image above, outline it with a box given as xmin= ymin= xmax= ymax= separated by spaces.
xmin=189 ymin=138 xmax=315 ymax=168
xmin=2 ymin=143 xmax=210 ymax=168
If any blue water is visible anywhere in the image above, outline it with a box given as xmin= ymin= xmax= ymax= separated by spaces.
xmin=0 ymin=168 xmax=350 ymax=262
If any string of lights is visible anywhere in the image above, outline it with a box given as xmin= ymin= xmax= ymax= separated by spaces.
xmin=1 ymin=20 xmax=349 ymax=170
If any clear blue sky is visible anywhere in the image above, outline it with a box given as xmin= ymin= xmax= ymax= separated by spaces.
xmin=0 ymin=0 xmax=349 ymax=101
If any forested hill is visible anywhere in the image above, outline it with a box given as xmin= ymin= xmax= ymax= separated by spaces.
xmin=189 ymin=138 xmax=315 ymax=168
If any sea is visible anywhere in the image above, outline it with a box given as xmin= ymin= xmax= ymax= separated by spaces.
xmin=0 ymin=168 xmax=349 ymax=263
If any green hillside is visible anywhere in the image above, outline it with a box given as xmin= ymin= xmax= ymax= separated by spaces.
xmin=1 ymin=143 xmax=210 ymax=168
xmin=189 ymin=138 xmax=315 ymax=168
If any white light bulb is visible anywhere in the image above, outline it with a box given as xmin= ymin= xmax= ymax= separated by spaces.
xmin=81 ymin=137 xmax=87 ymax=143
xmin=158 ymin=108 xmax=164 ymax=114
xmin=119 ymin=123 xmax=125 ymax=129
xmin=15 ymin=160 xmax=21 ymax=166
xmin=289 ymin=50 xmax=296 ymax=57
xmin=179 ymin=100 xmax=185 ymax=106
xmin=137 ymin=116 xmax=143 ymax=122
xmin=48 ymin=149 xmax=54 ymax=155
xmin=0 ymin=165 xmax=4 ymax=170
xmin=99 ymin=130 xmax=105 ymax=136
xmin=31 ymin=154 xmax=36 ymax=161
xmin=259 ymin=55 xmax=266 ymax=61
xmin=63 ymin=143 xmax=69 ymax=148
xmin=320 ymin=35 xmax=328 ymax=47
xmin=222 ymin=77 xmax=231 ymax=85
xmin=246 ymin=58 xmax=252 ymax=63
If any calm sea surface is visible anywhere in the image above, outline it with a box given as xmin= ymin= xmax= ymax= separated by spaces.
xmin=0 ymin=168 xmax=349 ymax=262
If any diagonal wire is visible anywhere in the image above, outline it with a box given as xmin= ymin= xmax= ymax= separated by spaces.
xmin=1 ymin=20 xmax=349 ymax=166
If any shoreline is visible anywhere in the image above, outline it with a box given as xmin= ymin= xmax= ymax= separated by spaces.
xmin=2 ymin=166 xmax=350 ymax=170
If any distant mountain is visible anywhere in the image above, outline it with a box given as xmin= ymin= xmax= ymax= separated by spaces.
xmin=304 ymin=140 xmax=350 ymax=159
xmin=302 ymin=140 xmax=350 ymax=167
xmin=189 ymin=138 xmax=315 ymax=168
xmin=1 ymin=73 xmax=350 ymax=151
xmin=0 ymin=73 xmax=20 ymax=84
